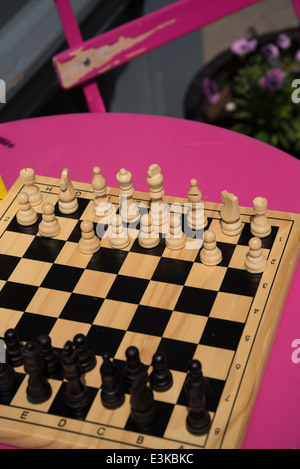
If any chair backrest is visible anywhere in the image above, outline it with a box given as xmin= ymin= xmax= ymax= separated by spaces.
xmin=53 ymin=0 xmax=300 ymax=112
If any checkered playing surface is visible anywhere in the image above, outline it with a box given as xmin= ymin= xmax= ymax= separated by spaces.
xmin=0 ymin=176 xmax=295 ymax=449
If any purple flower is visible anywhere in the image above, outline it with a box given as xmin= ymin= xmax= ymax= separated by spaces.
xmin=295 ymin=50 xmax=300 ymax=61
xmin=276 ymin=33 xmax=291 ymax=49
xmin=231 ymin=38 xmax=258 ymax=56
xmin=260 ymin=43 xmax=280 ymax=65
xmin=259 ymin=69 xmax=287 ymax=91
xmin=202 ymin=78 xmax=221 ymax=104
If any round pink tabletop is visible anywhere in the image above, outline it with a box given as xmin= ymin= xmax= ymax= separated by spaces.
xmin=0 ymin=113 xmax=299 ymax=449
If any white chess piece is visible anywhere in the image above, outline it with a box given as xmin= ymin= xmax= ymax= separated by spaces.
xmin=79 ymin=220 xmax=100 ymax=254
xmin=147 ymin=164 xmax=169 ymax=226
xmin=220 ymin=190 xmax=242 ymax=236
xmin=20 ymin=168 xmax=42 ymax=206
xmin=166 ymin=213 xmax=186 ymax=250
xmin=138 ymin=213 xmax=160 ymax=249
xmin=38 ymin=202 xmax=61 ymax=238
xmin=109 ymin=214 xmax=130 ymax=249
xmin=250 ymin=197 xmax=271 ymax=238
xmin=58 ymin=168 xmax=78 ymax=214
xmin=200 ymin=230 xmax=222 ymax=266
xmin=116 ymin=168 xmax=140 ymax=222
xmin=187 ymin=179 xmax=207 ymax=230
xmin=16 ymin=192 xmax=38 ymax=226
xmin=92 ymin=166 xmax=113 ymax=217
xmin=245 ymin=237 xmax=267 ymax=274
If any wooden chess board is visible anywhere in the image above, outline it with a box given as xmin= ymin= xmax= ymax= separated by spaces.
xmin=0 ymin=174 xmax=299 ymax=449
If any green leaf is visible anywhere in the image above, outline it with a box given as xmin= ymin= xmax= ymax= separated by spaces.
xmin=253 ymin=131 xmax=270 ymax=144
xmin=233 ymin=110 xmax=251 ymax=120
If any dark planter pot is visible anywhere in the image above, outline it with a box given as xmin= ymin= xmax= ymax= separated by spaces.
xmin=184 ymin=27 xmax=300 ymax=158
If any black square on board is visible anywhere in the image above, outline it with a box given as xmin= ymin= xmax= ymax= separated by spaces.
xmin=152 ymin=257 xmax=193 ymax=285
xmin=41 ymin=264 xmax=84 ymax=292
xmin=0 ymin=254 xmax=20 ymax=280
xmin=68 ymin=221 xmax=104 ymax=243
xmin=200 ymin=317 xmax=244 ymax=350
xmin=0 ymin=373 xmax=25 ymax=406
xmin=156 ymin=338 xmax=197 ymax=372
xmin=238 ymin=223 xmax=278 ymax=249
xmin=48 ymin=381 xmax=98 ymax=421
xmin=196 ymin=242 xmax=236 ymax=268
xmin=130 ymin=236 xmax=166 ymax=257
xmin=86 ymin=324 xmax=126 ymax=357
xmin=6 ymin=213 xmax=42 ymax=235
xmin=86 ymin=247 xmax=128 ymax=274
xmin=177 ymin=376 xmax=225 ymax=413
xmin=125 ymin=400 xmax=174 ymax=438
xmin=128 ymin=305 xmax=172 ymax=336
xmin=220 ymin=268 xmax=262 ymax=297
xmin=107 ymin=275 xmax=149 ymax=304
xmin=23 ymin=236 xmax=65 ymax=263
xmin=0 ymin=282 xmax=38 ymax=311
xmin=60 ymin=293 xmax=104 ymax=323
xmin=175 ymin=286 xmax=218 ymax=316
xmin=15 ymin=312 xmax=57 ymax=342
xmin=54 ymin=197 xmax=90 ymax=219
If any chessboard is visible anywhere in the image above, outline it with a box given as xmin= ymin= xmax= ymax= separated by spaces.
xmin=0 ymin=168 xmax=299 ymax=450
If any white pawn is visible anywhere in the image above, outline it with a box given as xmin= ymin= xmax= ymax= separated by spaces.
xmin=39 ymin=202 xmax=61 ymax=238
xmin=200 ymin=230 xmax=222 ymax=266
xmin=138 ymin=214 xmax=160 ymax=249
xmin=166 ymin=213 xmax=186 ymax=250
xmin=92 ymin=166 xmax=113 ymax=217
xmin=251 ymin=197 xmax=271 ymax=238
xmin=116 ymin=168 xmax=140 ymax=223
xmin=16 ymin=192 xmax=38 ymax=226
xmin=187 ymin=179 xmax=207 ymax=230
xmin=109 ymin=214 xmax=130 ymax=249
xmin=245 ymin=237 xmax=267 ymax=274
xmin=79 ymin=220 xmax=100 ymax=254
xmin=20 ymin=168 xmax=42 ymax=207
xmin=58 ymin=168 xmax=78 ymax=214
xmin=147 ymin=164 xmax=169 ymax=226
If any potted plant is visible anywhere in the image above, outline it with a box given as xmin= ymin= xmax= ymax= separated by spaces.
xmin=185 ymin=27 xmax=300 ymax=159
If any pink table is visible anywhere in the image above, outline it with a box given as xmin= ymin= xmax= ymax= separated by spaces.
xmin=0 ymin=113 xmax=299 ymax=449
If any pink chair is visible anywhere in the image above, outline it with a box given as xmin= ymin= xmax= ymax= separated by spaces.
xmin=53 ymin=0 xmax=300 ymax=113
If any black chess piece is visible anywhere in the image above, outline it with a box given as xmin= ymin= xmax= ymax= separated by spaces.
xmin=0 ymin=362 xmax=18 ymax=395
xmin=185 ymin=384 xmax=211 ymax=435
xmin=185 ymin=359 xmax=211 ymax=435
xmin=123 ymin=346 xmax=145 ymax=385
xmin=73 ymin=333 xmax=96 ymax=373
xmin=38 ymin=334 xmax=60 ymax=377
xmin=129 ymin=368 xmax=156 ymax=426
xmin=100 ymin=353 xmax=125 ymax=409
xmin=4 ymin=329 xmax=24 ymax=367
xmin=184 ymin=359 xmax=210 ymax=395
xmin=22 ymin=341 xmax=52 ymax=404
xmin=149 ymin=351 xmax=173 ymax=392
xmin=60 ymin=341 xmax=90 ymax=411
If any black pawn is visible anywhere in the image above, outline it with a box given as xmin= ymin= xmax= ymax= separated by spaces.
xmin=38 ymin=334 xmax=60 ymax=377
xmin=185 ymin=359 xmax=210 ymax=395
xmin=4 ymin=329 xmax=24 ymax=367
xmin=60 ymin=341 xmax=90 ymax=411
xmin=73 ymin=333 xmax=96 ymax=373
xmin=0 ymin=362 xmax=18 ymax=395
xmin=186 ymin=385 xmax=211 ymax=435
xmin=100 ymin=353 xmax=125 ymax=409
xmin=22 ymin=341 xmax=52 ymax=404
xmin=123 ymin=346 xmax=145 ymax=385
xmin=149 ymin=351 xmax=173 ymax=392
xmin=129 ymin=369 xmax=156 ymax=426
xmin=185 ymin=360 xmax=211 ymax=435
